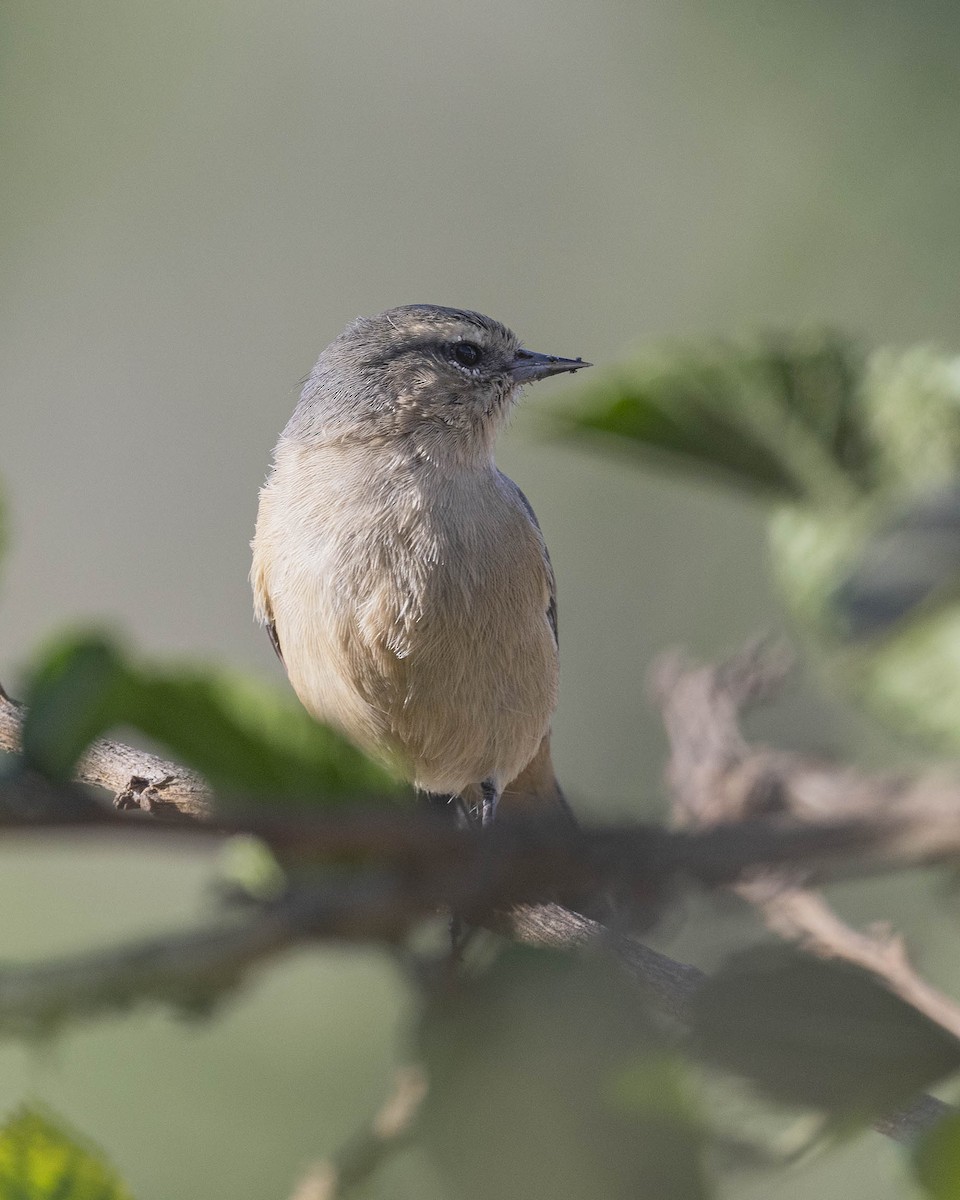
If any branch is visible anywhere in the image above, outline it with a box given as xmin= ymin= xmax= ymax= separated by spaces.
xmin=656 ymin=639 xmax=960 ymax=1040
xmin=0 ymin=788 xmax=951 ymax=921
xmin=0 ymin=884 xmax=412 ymax=1037
xmin=0 ymin=684 xmax=211 ymax=818
xmin=8 ymin=664 xmax=960 ymax=881
xmin=288 ymin=1065 xmax=428 ymax=1200
xmin=654 ymin=639 xmax=960 ymax=860
xmin=0 ymin=828 xmax=943 ymax=1147
xmin=2 ymin=663 xmax=957 ymax=1145
xmin=500 ymin=902 xmax=954 ymax=1145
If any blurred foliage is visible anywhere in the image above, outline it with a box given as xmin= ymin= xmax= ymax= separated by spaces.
xmin=0 ymin=1106 xmax=133 ymax=1200
xmin=6 ymin=0 xmax=960 ymax=1193
xmin=20 ymin=632 xmax=403 ymax=805
xmin=418 ymin=946 xmax=710 ymax=1200
xmin=565 ymin=335 xmax=960 ymax=751
xmin=688 ymin=945 xmax=960 ymax=1119
xmin=567 ymin=331 xmax=868 ymax=502
xmin=11 ymin=336 xmax=960 ymax=1195
xmin=915 ymin=1111 xmax=960 ymax=1199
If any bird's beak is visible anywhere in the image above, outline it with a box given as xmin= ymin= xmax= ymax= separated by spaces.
xmin=509 ymin=348 xmax=592 ymax=383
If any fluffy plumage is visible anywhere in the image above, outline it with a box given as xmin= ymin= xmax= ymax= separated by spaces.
xmin=251 ymin=305 xmax=588 ymax=817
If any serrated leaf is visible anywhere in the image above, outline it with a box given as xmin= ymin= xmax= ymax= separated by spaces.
xmin=914 ymin=1111 xmax=960 ymax=1199
xmin=689 ymin=945 xmax=960 ymax=1117
xmin=22 ymin=633 xmax=402 ymax=804
xmin=563 ymin=332 xmax=868 ymax=503
xmin=0 ymin=1105 xmax=133 ymax=1200
xmin=419 ymin=947 xmax=711 ymax=1200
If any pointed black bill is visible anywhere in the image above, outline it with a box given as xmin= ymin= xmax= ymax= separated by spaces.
xmin=509 ymin=348 xmax=592 ymax=383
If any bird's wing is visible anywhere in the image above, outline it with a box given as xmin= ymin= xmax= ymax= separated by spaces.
xmin=498 ymin=473 xmax=558 ymax=649
xmin=265 ymin=619 xmax=284 ymax=663
xmin=252 ymin=553 xmax=285 ymax=663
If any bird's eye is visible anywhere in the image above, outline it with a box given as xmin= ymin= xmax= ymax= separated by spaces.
xmin=451 ymin=341 xmax=482 ymax=368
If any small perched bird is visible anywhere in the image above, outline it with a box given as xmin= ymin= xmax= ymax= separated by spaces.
xmin=251 ymin=305 xmax=590 ymax=825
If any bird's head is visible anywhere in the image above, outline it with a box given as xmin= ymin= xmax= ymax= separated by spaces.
xmin=285 ymin=305 xmax=590 ymax=459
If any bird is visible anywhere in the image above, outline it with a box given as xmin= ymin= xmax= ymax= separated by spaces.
xmin=251 ymin=304 xmax=590 ymax=826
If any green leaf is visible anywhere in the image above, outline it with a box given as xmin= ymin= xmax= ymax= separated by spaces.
xmin=419 ymin=947 xmax=711 ymax=1200
xmin=0 ymin=1105 xmax=133 ymax=1200
xmin=22 ymin=632 xmax=402 ymax=804
xmin=567 ymin=366 xmax=798 ymax=497
xmin=830 ymin=482 xmax=960 ymax=640
xmin=766 ymin=348 xmax=960 ymax=753
xmin=689 ymin=945 xmax=960 ymax=1117
xmin=562 ymin=331 xmax=868 ymax=504
xmin=863 ymin=347 xmax=960 ymax=493
xmin=20 ymin=635 xmax=129 ymax=782
xmin=914 ymin=1111 xmax=960 ymax=1199
xmin=769 ymin=498 xmax=960 ymax=754
xmin=605 ymin=1055 xmax=701 ymax=1125
xmin=120 ymin=668 xmax=400 ymax=801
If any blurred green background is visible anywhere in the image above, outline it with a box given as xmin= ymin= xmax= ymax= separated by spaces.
xmin=3 ymin=2 xmax=960 ymax=1195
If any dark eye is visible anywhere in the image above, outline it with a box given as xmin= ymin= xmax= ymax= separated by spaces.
xmin=451 ymin=341 xmax=482 ymax=368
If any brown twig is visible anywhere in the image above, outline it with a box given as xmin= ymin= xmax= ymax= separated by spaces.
xmin=0 ymin=685 xmax=211 ymax=818
xmin=754 ymin=884 xmax=960 ymax=1039
xmin=655 ymin=638 xmax=960 ymax=1040
xmin=653 ymin=640 xmax=960 ymax=863
xmin=0 ymin=876 xmax=703 ymax=1040
xmin=0 ymin=884 xmax=413 ymax=1037
xmin=288 ymin=1065 xmax=428 ymax=1200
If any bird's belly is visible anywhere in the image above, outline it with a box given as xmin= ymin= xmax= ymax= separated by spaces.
xmin=278 ymin=535 xmax=557 ymax=794
xmin=390 ymin=603 xmax=558 ymax=793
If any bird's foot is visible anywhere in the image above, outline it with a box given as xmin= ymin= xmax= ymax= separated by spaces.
xmin=480 ymin=779 xmax=500 ymax=827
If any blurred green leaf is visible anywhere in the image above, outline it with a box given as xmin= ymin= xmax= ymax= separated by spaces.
xmin=863 ymin=348 xmax=960 ymax=494
xmin=566 ymin=366 xmax=797 ymax=498
xmin=689 ymin=945 xmax=960 ymax=1117
xmin=770 ymin=493 xmax=960 ymax=755
xmin=563 ymin=332 xmax=867 ymax=503
xmin=750 ymin=344 xmax=960 ymax=752
xmin=914 ymin=1111 xmax=960 ymax=1199
xmin=0 ymin=1105 xmax=133 ymax=1200
xmin=605 ymin=1054 xmax=701 ymax=1124
xmin=419 ymin=946 xmax=710 ymax=1200
xmin=22 ymin=632 xmax=402 ymax=804
xmin=216 ymin=835 xmax=287 ymax=901
xmin=20 ymin=636 xmax=129 ymax=783
xmin=570 ymin=332 xmax=960 ymax=756
xmin=120 ymin=669 xmax=400 ymax=801
xmin=830 ymin=482 xmax=960 ymax=640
